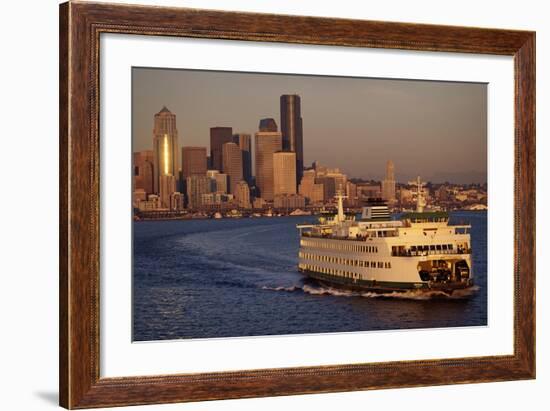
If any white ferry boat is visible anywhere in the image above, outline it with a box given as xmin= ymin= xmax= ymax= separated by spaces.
xmin=296 ymin=180 xmax=474 ymax=294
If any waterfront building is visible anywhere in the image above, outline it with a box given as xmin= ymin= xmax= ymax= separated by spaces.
xmin=280 ymin=94 xmax=304 ymax=184
xmin=170 ymin=192 xmax=184 ymax=211
xmin=298 ymin=169 xmax=324 ymax=205
xmin=181 ymin=146 xmax=207 ymax=178
xmin=233 ymin=133 xmax=252 ymax=185
xmin=274 ymin=193 xmax=306 ymax=209
xmin=255 ymin=119 xmax=282 ymax=201
xmin=222 ymin=142 xmax=243 ymax=194
xmin=273 ymin=151 xmax=297 ymax=196
xmin=153 ymin=106 xmax=179 ymax=194
xmin=133 ymin=189 xmax=147 ymax=208
xmin=381 ymin=160 xmax=397 ymax=205
xmin=235 ymin=180 xmax=251 ymax=209
xmin=201 ymin=192 xmax=234 ymax=209
xmin=138 ymin=194 xmax=160 ymax=211
xmin=133 ymin=151 xmax=154 ymax=195
xmin=186 ymin=175 xmax=210 ymax=209
xmin=159 ymin=174 xmax=177 ymax=209
xmin=253 ymin=197 xmax=267 ymax=209
xmin=210 ymin=127 xmax=233 ymax=172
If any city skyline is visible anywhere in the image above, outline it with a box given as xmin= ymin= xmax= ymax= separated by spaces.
xmin=132 ymin=67 xmax=487 ymax=184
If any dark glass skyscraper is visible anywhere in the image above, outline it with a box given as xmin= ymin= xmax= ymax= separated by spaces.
xmin=210 ymin=127 xmax=233 ymax=172
xmin=233 ymin=133 xmax=252 ymax=185
xmin=280 ymin=94 xmax=304 ymax=185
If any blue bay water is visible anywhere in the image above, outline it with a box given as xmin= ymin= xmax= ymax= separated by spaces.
xmin=133 ymin=211 xmax=487 ymax=341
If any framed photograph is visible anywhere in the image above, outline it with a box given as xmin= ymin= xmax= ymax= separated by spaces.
xmin=59 ymin=1 xmax=535 ymax=408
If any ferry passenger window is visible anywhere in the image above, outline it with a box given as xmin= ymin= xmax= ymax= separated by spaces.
xmin=430 ymin=245 xmax=435 ymax=251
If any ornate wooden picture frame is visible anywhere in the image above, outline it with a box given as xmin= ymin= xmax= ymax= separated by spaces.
xmin=59 ymin=1 xmax=535 ymax=408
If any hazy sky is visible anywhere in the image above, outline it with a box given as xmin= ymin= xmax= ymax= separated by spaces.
xmin=132 ymin=68 xmax=487 ymax=183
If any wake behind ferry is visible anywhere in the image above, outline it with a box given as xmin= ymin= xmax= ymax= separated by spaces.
xmin=296 ymin=178 xmax=474 ymax=294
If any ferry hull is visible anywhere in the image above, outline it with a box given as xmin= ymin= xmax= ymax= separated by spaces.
xmin=300 ymin=269 xmax=473 ymax=295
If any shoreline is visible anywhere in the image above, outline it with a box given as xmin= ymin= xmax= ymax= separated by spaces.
xmin=133 ymin=209 xmax=487 ymax=222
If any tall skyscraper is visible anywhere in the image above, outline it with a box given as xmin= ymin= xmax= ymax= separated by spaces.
xmin=210 ymin=127 xmax=233 ymax=171
xmin=181 ymin=146 xmax=207 ymax=178
xmin=159 ymin=174 xmax=177 ymax=209
xmin=280 ymin=94 xmax=304 ymax=184
xmin=255 ymin=119 xmax=282 ymax=201
xmin=222 ymin=142 xmax=243 ymax=194
xmin=382 ymin=160 xmax=397 ymax=204
xmin=133 ymin=150 xmax=154 ymax=195
xmin=153 ymin=106 xmax=179 ymax=194
xmin=233 ymin=133 xmax=252 ymax=185
xmin=273 ymin=151 xmax=297 ymax=195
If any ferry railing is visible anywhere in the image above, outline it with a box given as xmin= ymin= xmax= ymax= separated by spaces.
xmin=391 ymin=248 xmax=472 ymax=257
xmin=301 ymin=232 xmax=399 ymax=240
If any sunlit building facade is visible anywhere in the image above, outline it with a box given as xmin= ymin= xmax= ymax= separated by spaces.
xmin=222 ymin=142 xmax=243 ymax=194
xmin=186 ymin=175 xmax=210 ymax=209
xmin=207 ymin=170 xmax=228 ymax=194
xmin=133 ymin=150 xmax=154 ymax=195
xmin=153 ymin=106 xmax=179 ymax=194
xmin=181 ymin=146 xmax=207 ymax=178
xmin=255 ymin=119 xmax=282 ymax=201
xmin=382 ymin=160 xmax=397 ymax=205
xmin=273 ymin=151 xmax=297 ymax=195
xmin=298 ymin=169 xmax=324 ymax=205
xmin=159 ymin=174 xmax=177 ymax=209
xmin=235 ymin=180 xmax=251 ymax=209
